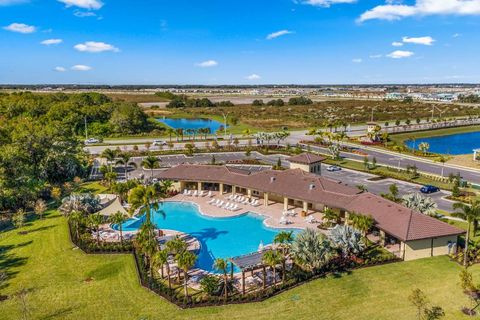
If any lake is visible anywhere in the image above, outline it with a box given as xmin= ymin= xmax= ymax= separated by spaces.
xmin=405 ymin=131 xmax=480 ymax=155
xmin=158 ymin=117 xmax=225 ymax=133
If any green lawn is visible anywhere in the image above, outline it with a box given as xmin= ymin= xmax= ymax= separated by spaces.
xmin=1 ymin=211 xmax=479 ymax=320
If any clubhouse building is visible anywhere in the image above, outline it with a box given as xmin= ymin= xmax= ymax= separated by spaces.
xmin=157 ymin=153 xmax=463 ymax=261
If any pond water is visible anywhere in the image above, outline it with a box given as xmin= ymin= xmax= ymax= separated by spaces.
xmin=114 ymin=201 xmax=298 ymax=273
xmin=405 ymin=131 xmax=480 ymax=155
xmin=158 ymin=117 xmax=225 ymax=133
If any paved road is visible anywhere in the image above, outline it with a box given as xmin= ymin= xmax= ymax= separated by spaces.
xmin=86 ymin=122 xmax=480 ymax=184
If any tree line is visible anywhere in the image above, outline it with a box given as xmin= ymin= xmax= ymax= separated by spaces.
xmin=0 ymin=92 xmax=154 ymax=212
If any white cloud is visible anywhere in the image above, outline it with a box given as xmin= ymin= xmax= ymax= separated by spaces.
xmin=453 ymin=33 xmax=461 ymax=37
xmin=359 ymin=0 xmax=480 ymax=22
xmin=246 ymin=74 xmax=261 ymax=80
xmin=74 ymin=10 xmax=97 ymax=17
xmin=41 ymin=39 xmax=63 ymax=45
xmin=54 ymin=66 xmax=66 ymax=72
xmin=352 ymin=58 xmax=363 ymax=63
xmin=392 ymin=41 xmax=404 ymax=46
xmin=387 ymin=50 xmax=414 ymax=58
xmin=402 ymin=36 xmax=435 ymax=45
xmin=71 ymin=64 xmax=92 ymax=71
xmin=58 ymin=0 xmax=103 ymax=10
xmin=195 ymin=60 xmax=218 ymax=68
xmin=74 ymin=41 xmax=119 ymax=53
xmin=3 ymin=23 xmax=36 ymax=34
xmin=300 ymin=0 xmax=357 ymax=7
xmin=369 ymin=54 xmax=383 ymax=58
xmin=0 ymin=0 xmax=29 ymax=6
xmin=266 ymin=30 xmax=293 ymax=40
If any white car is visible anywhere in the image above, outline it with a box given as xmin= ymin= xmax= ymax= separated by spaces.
xmin=84 ymin=138 xmax=99 ymax=144
xmin=326 ymin=165 xmax=342 ymax=172
xmin=152 ymin=140 xmax=167 ymax=146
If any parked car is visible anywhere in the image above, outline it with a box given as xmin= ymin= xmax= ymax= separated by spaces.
xmin=152 ymin=140 xmax=167 ymax=146
xmin=420 ymin=185 xmax=440 ymax=194
xmin=326 ymin=165 xmax=342 ymax=172
xmin=84 ymin=138 xmax=99 ymax=144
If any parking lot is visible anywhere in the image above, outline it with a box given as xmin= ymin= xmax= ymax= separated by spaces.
xmin=322 ymin=165 xmax=452 ymax=212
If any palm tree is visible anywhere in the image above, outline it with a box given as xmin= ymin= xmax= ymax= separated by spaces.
xmin=134 ymin=220 xmax=158 ymax=274
xmin=166 ymin=237 xmax=188 ymax=282
xmin=402 ymin=193 xmax=438 ymax=216
xmin=152 ymin=249 xmax=169 ymax=279
xmin=115 ymin=152 xmax=137 ymax=180
xmin=175 ymin=128 xmax=184 ymax=141
xmin=109 ymin=211 xmax=128 ymax=244
xmin=349 ymin=213 xmax=375 ymax=238
xmin=274 ymin=231 xmax=294 ymax=282
xmin=101 ymin=148 xmax=117 ymax=168
xmin=322 ymin=208 xmax=341 ymax=227
xmin=452 ymin=201 xmax=480 ymax=266
xmin=128 ymin=185 xmax=162 ymax=223
xmin=176 ymin=251 xmax=197 ymax=299
xmin=262 ymin=250 xmax=282 ymax=286
xmin=161 ymin=180 xmax=173 ymax=194
xmin=418 ymin=142 xmax=430 ymax=156
xmin=291 ymin=229 xmax=332 ymax=274
xmin=165 ymin=128 xmax=176 ymax=142
xmin=141 ymin=155 xmax=160 ymax=181
xmin=213 ymin=258 xmax=230 ymax=300
xmin=87 ymin=213 xmax=104 ymax=245
xmin=68 ymin=210 xmax=84 ymax=240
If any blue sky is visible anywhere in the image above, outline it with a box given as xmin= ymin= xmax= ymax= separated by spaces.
xmin=0 ymin=0 xmax=479 ymax=84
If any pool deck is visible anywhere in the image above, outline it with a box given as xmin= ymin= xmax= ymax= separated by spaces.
xmin=165 ymin=192 xmax=324 ymax=231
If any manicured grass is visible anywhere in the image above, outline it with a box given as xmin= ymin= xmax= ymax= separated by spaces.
xmin=1 ymin=211 xmax=480 ymax=319
xmin=76 ymin=182 xmax=110 ymax=194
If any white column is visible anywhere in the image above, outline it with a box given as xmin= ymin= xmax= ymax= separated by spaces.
xmin=264 ymin=193 xmax=269 ymax=206
xmin=283 ymin=197 xmax=288 ymax=211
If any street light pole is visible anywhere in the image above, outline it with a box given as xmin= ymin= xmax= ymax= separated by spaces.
xmin=221 ymin=112 xmax=229 ymax=138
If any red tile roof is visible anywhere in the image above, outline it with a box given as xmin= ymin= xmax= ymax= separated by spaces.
xmin=158 ymin=164 xmax=464 ymax=242
xmin=287 ymin=153 xmax=326 ymax=165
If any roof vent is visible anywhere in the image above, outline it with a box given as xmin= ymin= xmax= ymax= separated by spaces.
xmin=270 ymin=177 xmax=276 ymax=183
xmin=309 ymin=184 xmax=315 ymax=190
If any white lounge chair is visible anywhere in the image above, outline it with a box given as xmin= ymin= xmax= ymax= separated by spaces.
xmin=305 ymin=215 xmax=318 ymax=224
xmin=231 ymin=204 xmax=239 ymax=211
xmin=223 ymin=202 xmax=231 ymax=209
xmin=252 ymin=200 xmax=260 ymax=207
xmin=183 ymin=189 xmax=188 ymax=195
xmin=207 ymin=191 xmax=212 ymax=197
xmin=217 ymin=200 xmax=224 ymax=207
xmin=242 ymin=198 xmax=250 ymax=204
xmin=208 ymin=198 xmax=216 ymax=204
xmin=279 ymin=217 xmax=291 ymax=225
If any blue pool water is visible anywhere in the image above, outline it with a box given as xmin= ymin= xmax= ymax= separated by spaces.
xmin=158 ymin=118 xmax=225 ymax=133
xmin=116 ymin=201 xmax=298 ymax=273
xmin=405 ymin=131 xmax=480 ymax=155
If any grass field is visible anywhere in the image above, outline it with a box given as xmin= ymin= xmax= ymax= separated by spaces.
xmin=1 ymin=210 xmax=480 ymax=320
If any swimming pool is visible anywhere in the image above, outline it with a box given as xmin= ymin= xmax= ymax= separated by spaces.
xmin=405 ymin=131 xmax=480 ymax=155
xmin=116 ymin=201 xmax=298 ymax=273
xmin=158 ymin=118 xmax=226 ymax=133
